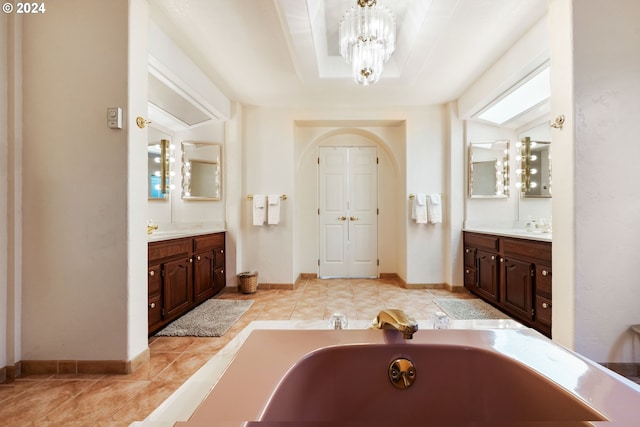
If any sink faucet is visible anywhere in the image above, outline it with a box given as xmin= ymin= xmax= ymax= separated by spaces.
xmin=373 ymin=309 xmax=419 ymax=339
xmin=147 ymin=221 xmax=158 ymax=235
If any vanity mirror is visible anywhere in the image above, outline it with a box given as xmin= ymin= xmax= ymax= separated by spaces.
xmin=516 ymin=137 xmax=551 ymax=198
xmin=181 ymin=141 xmax=221 ymax=200
xmin=148 ymin=128 xmax=174 ymax=200
xmin=468 ymin=140 xmax=510 ymax=198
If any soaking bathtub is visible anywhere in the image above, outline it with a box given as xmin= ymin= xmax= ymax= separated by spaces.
xmin=159 ymin=324 xmax=640 ymax=427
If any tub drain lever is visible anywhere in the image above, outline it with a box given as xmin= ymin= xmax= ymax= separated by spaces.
xmin=389 ymin=358 xmax=416 ymax=389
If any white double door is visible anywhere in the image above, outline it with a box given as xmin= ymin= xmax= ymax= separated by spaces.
xmin=318 ymin=147 xmax=378 ymax=278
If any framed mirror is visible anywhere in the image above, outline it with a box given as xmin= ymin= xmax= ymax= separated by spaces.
xmin=468 ymin=140 xmax=510 ymax=198
xmin=517 ymin=137 xmax=551 ymax=198
xmin=148 ymin=128 xmax=174 ymax=200
xmin=181 ymin=141 xmax=221 ymax=200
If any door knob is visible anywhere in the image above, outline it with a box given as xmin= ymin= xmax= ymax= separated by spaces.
xmin=350 ymin=216 xmax=359 ymax=221
xmin=337 ymin=216 xmax=346 ymax=221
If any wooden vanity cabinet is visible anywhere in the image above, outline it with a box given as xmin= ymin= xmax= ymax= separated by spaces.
xmin=148 ymin=264 xmax=163 ymax=332
xmin=463 ymin=231 xmax=552 ymax=337
xmin=476 ymin=250 xmax=500 ymax=301
xmin=501 ymin=256 xmax=534 ymax=322
xmin=463 ymin=233 xmax=500 ymax=301
xmin=463 ymin=247 xmax=477 ymax=289
xmin=148 ymin=232 xmax=226 ymax=335
xmin=193 ymin=233 xmax=226 ymax=304
xmin=163 ymin=257 xmax=193 ymax=321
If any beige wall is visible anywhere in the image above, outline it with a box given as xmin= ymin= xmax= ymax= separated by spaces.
xmin=237 ymin=107 xmax=447 ymax=286
xmin=551 ymin=0 xmax=640 ymax=363
xmin=17 ymin=0 xmax=148 ymax=362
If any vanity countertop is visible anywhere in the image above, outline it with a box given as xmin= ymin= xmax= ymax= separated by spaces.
xmin=463 ymin=226 xmax=551 ymax=242
xmin=147 ymin=227 xmax=226 ymax=242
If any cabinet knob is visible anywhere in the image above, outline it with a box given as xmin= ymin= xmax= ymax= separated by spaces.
xmin=149 ymin=302 xmax=156 ymax=309
xmin=500 ymin=258 xmax=504 ymax=263
xmin=465 ymin=269 xmax=470 ymax=274
xmin=220 ymin=269 xmax=224 ymax=274
xmin=542 ymin=302 xmax=550 ymax=309
xmin=221 ymin=249 xmax=224 ymax=254
xmin=491 ymin=255 xmax=495 ymax=260
xmin=465 ymin=249 xmax=470 ymax=253
xmin=197 ymin=255 xmax=201 ymax=261
xmin=189 ymin=258 xmax=193 ymax=263
xmin=149 ymin=270 xmax=155 ymax=277
xmin=542 ymin=270 xmax=549 ymax=276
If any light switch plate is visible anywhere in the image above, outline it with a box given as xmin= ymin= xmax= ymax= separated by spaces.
xmin=107 ymin=107 xmax=122 ymax=129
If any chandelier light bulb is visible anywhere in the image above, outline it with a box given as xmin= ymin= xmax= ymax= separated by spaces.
xmin=339 ymin=0 xmax=396 ymax=85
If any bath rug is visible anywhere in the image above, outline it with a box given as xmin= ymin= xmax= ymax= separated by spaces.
xmin=433 ymin=298 xmax=510 ymax=320
xmin=155 ymin=299 xmax=254 ymax=337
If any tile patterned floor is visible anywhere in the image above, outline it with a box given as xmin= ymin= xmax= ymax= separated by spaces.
xmin=1 ymin=277 xmax=467 ymax=426
xmin=2 ymin=277 xmax=637 ymax=426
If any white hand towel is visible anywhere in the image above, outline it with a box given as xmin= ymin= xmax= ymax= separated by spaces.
xmin=427 ymin=193 xmax=442 ymax=224
xmin=252 ymin=194 xmax=266 ymax=226
xmin=267 ymin=194 xmax=280 ymax=225
xmin=412 ymin=193 xmax=428 ymax=224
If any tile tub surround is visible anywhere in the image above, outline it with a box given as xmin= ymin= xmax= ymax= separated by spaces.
xmin=146 ymin=324 xmax=640 ymax=427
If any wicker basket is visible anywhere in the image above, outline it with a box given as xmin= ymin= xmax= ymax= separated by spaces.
xmin=237 ymin=271 xmax=258 ymax=294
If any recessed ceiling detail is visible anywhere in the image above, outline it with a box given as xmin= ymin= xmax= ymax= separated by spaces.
xmin=150 ymin=0 xmax=548 ymax=108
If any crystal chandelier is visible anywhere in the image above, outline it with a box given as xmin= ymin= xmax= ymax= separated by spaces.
xmin=339 ymin=0 xmax=396 ymax=86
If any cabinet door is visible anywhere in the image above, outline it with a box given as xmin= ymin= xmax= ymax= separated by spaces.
xmin=163 ymin=257 xmax=192 ymax=322
xmin=148 ymin=264 xmax=163 ymax=333
xmin=213 ymin=247 xmax=225 ymax=294
xmin=502 ymin=257 xmax=534 ymax=321
xmin=476 ymin=250 xmax=499 ymax=301
xmin=193 ymin=250 xmax=215 ymax=304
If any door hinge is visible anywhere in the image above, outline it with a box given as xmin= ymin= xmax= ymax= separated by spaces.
xmin=376 ymin=157 xmax=379 ymax=164
xmin=161 ymin=308 xmax=165 ymax=317
xmin=377 ymin=259 xmax=380 ymax=266
xmin=318 ymin=259 xmax=320 ymax=266
xmin=377 ymin=208 xmax=379 ymax=215
xmin=317 ymin=157 xmax=320 ymax=164
xmin=531 ymin=308 xmax=535 ymax=317
xmin=318 ymin=208 xmax=320 ymax=215
xmin=531 ymin=269 xmax=535 ymax=277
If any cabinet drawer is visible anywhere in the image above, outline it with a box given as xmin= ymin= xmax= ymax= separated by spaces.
xmin=148 ymin=264 xmax=162 ymax=296
xmin=214 ymin=247 xmax=225 ymax=269
xmin=464 ymin=266 xmax=476 ymax=288
xmin=148 ymin=294 xmax=163 ymax=330
xmin=535 ymin=296 xmax=552 ymax=327
xmin=149 ymin=238 xmax=191 ymax=263
xmin=464 ymin=232 xmax=499 ymax=251
xmin=536 ymin=265 xmax=552 ymax=296
xmin=503 ymin=238 xmax=551 ymax=264
xmin=194 ymin=233 xmax=225 ymax=252
xmin=463 ymin=247 xmax=476 ymax=268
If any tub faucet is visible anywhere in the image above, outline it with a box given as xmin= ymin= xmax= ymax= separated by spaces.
xmin=373 ymin=309 xmax=419 ymax=339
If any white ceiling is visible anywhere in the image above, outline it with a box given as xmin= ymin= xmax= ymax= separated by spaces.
xmin=149 ymin=0 xmax=548 ymax=109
